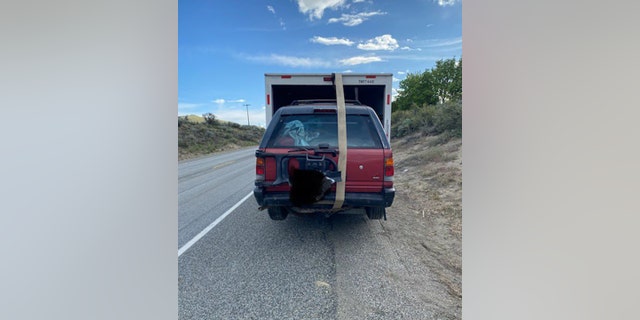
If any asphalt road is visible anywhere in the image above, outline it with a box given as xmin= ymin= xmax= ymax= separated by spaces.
xmin=178 ymin=148 xmax=445 ymax=319
xmin=178 ymin=147 xmax=257 ymax=249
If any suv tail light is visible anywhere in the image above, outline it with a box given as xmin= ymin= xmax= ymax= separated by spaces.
xmin=384 ymin=156 xmax=394 ymax=178
xmin=256 ymin=157 xmax=265 ymax=181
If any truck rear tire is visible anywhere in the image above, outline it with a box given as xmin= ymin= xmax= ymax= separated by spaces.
xmin=268 ymin=207 xmax=288 ymax=220
xmin=366 ymin=207 xmax=385 ymax=220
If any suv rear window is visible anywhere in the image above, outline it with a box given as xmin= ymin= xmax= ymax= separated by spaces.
xmin=267 ymin=114 xmax=382 ymax=149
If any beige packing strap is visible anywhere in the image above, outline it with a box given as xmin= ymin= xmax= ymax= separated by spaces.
xmin=332 ymin=73 xmax=347 ymax=210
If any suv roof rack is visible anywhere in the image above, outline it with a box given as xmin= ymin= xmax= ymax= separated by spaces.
xmin=289 ymin=99 xmax=362 ymax=106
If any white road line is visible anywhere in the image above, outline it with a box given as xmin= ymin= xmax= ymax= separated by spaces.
xmin=178 ymin=191 xmax=253 ymax=257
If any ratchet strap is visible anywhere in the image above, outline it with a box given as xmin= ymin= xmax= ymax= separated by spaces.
xmin=332 ymin=73 xmax=347 ymax=210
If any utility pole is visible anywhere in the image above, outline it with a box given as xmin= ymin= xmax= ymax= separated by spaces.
xmin=243 ymin=104 xmax=250 ymax=126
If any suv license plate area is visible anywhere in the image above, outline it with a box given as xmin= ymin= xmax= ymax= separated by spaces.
xmin=303 ymin=158 xmax=326 ymax=171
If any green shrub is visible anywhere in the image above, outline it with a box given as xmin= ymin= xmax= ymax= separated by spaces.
xmin=391 ymin=101 xmax=461 ymax=139
xmin=434 ymin=101 xmax=461 ymax=137
xmin=202 ymin=113 xmax=218 ymax=126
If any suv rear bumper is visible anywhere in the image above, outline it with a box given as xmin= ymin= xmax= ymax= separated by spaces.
xmin=253 ymin=187 xmax=395 ymax=209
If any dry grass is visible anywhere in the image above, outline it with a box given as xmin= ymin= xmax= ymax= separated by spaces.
xmin=383 ymin=131 xmax=462 ymax=316
xmin=180 ymin=114 xmax=205 ymax=123
xmin=180 ymin=114 xmax=233 ymax=124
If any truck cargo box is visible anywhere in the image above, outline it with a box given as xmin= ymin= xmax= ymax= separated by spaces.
xmin=264 ymin=73 xmax=393 ymax=140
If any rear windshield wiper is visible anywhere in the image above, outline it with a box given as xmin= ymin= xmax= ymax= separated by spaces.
xmin=288 ymin=147 xmax=314 ymax=153
xmin=288 ymin=146 xmax=338 ymax=157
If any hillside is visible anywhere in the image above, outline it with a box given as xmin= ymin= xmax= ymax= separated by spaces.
xmin=180 ymin=114 xmax=205 ymax=123
xmin=178 ymin=116 xmax=265 ymax=160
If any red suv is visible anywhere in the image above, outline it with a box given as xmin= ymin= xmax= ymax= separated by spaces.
xmin=253 ymin=101 xmax=395 ymax=220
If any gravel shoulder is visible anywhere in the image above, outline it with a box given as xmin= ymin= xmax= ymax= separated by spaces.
xmin=382 ymin=132 xmax=462 ymax=318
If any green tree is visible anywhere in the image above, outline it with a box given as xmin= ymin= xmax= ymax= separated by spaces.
xmin=202 ymin=113 xmax=217 ymax=125
xmin=393 ymin=57 xmax=462 ymax=112
xmin=432 ymin=58 xmax=462 ymax=104
xmin=394 ymin=71 xmax=438 ymax=112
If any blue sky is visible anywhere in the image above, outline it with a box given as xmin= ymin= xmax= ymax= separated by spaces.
xmin=178 ymin=0 xmax=461 ymax=127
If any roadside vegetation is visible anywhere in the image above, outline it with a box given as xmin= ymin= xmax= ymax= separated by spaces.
xmin=391 ymin=57 xmax=462 ymax=140
xmin=386 ymin=57 xmax=462 ymax=317
xmin=178 ymin=114 xmax=265 ymax=160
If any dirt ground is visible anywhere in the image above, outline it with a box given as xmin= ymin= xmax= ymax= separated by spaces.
xmin=384 ymin=132 xmax=462 ymax=318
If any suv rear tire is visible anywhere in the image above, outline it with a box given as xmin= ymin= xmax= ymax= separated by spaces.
xmin=366 ymin=207 xmax=385 ymax=220
xmin=268 ymin=207 xmax=288 ymax=220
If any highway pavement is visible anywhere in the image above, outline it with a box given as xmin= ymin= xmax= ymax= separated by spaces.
xmin=178 ymin=147 xmax=442 ymax=319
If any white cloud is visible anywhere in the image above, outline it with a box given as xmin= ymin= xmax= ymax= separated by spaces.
xmin=295 ymin=0 xmax=346 ymax=20
xmin=310 ymin=36 xmax=354 ymax=46
xmin=215 ymin=108 xmax=267 ymax=128
xmin=397 ymin=71 xmax=406 ymax=75
xmin=212 ymin=98 xmax=246 ymax=106
xmin=399 ymin=37 xmax=461 ymax=53
xmin=178 ymin=103 xmax=203 ymax=115
xmin=357 ymin=34 xmax=399 ymax=51
xmin=422 ymin=37 xmax=462 ymax=48
xmin=391 ymin=88 xmax=400 ymax=101
xmin=178 ymin=103 xmax=207 ymax=116
xmin=339 ymin=56 xmax=382 ymax=66
xmin=380 ymin=53 xmax=443 ymax=62
xmin=327 ymin=11 xmax=386 ymax=26
xmin=178 ymin=102 xmax=202 ymax=109
xmin=266 ymin=5 xmax=286 ymax=30
xmin=245 ymin=53 xmax=332 ymax=68
xmin=436 ymin=0 xmax=459 ymax=6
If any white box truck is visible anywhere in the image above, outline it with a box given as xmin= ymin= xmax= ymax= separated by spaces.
xmin=264 ymin=73 xmax=393 ymax=140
